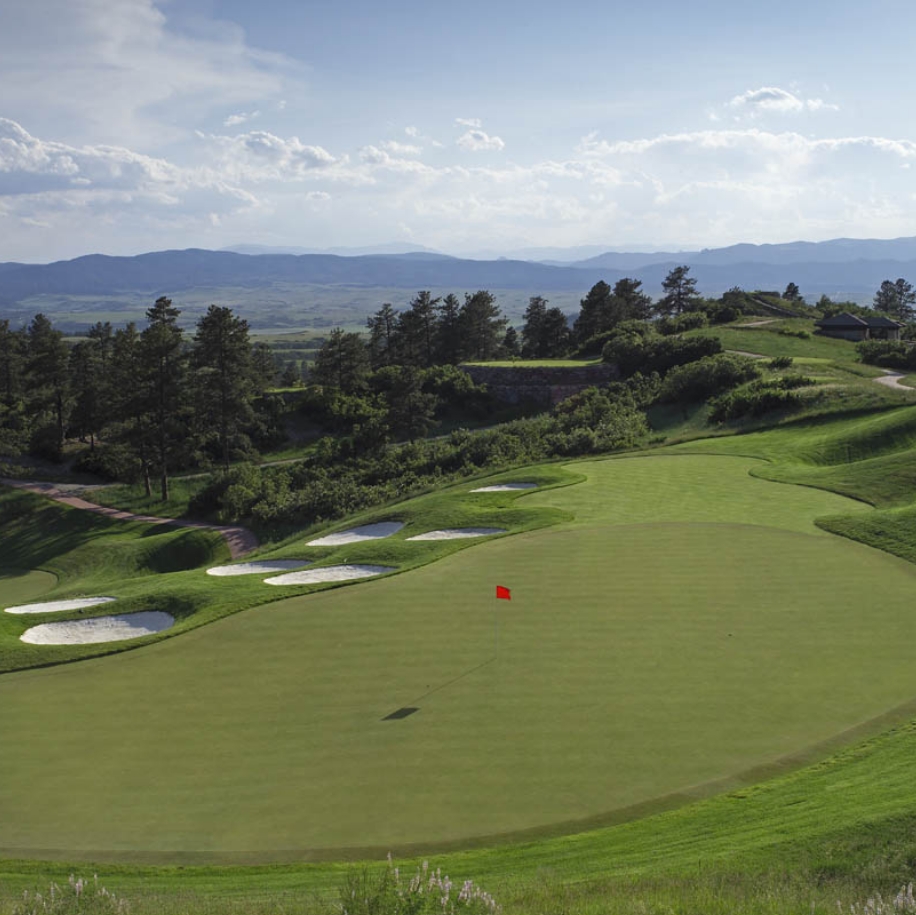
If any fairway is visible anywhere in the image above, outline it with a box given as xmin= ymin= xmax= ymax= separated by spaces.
xmin=1 ymin=455 xmax=915 ymax=861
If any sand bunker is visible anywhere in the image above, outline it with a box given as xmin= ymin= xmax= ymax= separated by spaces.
xmin=307 ymin=522 xmax=404 ymax=546
xmin=5 ymin=596 xmax=116 ymax=615
xmin=207 ymin=560 xmax=311 ymax=577
xmin=470 ymin=483 xmax=537 ymax=492
xmin=264 ymin=565 xmax=395 ymax=586
xmin=20 ymin=611 xmax=174 ymax=645
xmin=407 ymin=528 xmax=507 ymax=541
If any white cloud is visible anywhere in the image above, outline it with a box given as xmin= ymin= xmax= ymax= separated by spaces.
xmin=455 ymin=117 xmax=483 ymax=128
xmin=381 ymin=140 xmax=422 ymax=156
xmin=0 ymin=0 xmax=295 ymax=147
xmin=725 ymin=86 xmax=839 ymax=116
xmin=224 ymin=111 xmax=261 ymax=127
xmin=203 ymin=129 xmax=342 ymax=181
xmin=457 ymin=129 xmax=505 ymax=152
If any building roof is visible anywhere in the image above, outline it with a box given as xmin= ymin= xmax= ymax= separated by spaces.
xmin=815 ymin=312 xmax=904 ymax=329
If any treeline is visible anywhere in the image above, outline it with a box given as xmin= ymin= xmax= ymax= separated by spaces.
xmin=191 ymin=383 xmax=651 ymax=529
xmin=0 ymin=300 xmax=282 ymax=497
xmin=310 ymin=269 xmax=807 ymax=381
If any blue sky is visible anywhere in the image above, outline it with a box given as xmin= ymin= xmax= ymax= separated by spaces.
xmin=3 ymin=0 xmax=916 ymax=261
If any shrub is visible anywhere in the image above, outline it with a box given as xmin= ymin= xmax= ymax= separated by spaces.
xmin=708 ymin=380 xmax=801 ymax=423
xmin=857 ymin=339 xmax=913 ymax=369
xmin=603 ymin=332 xmax=723 ymax=378
xmin=658 ymin=353 xmax=761 ymax=404
xmin=777 ymin=328 xmax=811 ymax=339
xmin=768 ymin=355 xmax=794 ymax=370
xmin=656 ymin=311 xmax=709 ymax=335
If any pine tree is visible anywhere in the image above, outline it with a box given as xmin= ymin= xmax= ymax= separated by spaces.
xmin=457 ymin=291 xmax=507 ymax=361
xmin=656 ymin=266 xmax=701 ymax=316
xmin=191 ymin=305 xmax=257 ymax=470
xmin=139 ymin=297 xmax=186 ymax=501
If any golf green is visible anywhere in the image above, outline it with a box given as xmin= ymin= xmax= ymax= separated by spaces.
xmin=1 ymin=455 xmax=913 ymax=861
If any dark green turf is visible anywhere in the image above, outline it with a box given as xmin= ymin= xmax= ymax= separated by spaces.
xmin=2 ymin=453 xmax=914 ymax=861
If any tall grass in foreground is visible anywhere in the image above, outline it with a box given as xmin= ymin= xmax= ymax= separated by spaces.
xmin=11 ymin=870 xmax=916 ymax=915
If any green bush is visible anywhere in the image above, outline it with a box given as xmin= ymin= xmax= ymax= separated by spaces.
xmin=656 ymin=311 xmax=709 ymax=335
xmin=708 ymin=381 xmax=801 ymax=423
xmin=658 ymin=354 xmax=761 ymax=404
xmin=857 ymin=339 xmax=914 ymax=369
xmin=768 ymin=355 xmax=794 ymax=370
xmin=602 ymin=332 xmax=723 ymax=378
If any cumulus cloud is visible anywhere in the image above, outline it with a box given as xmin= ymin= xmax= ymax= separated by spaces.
xmin=457 ymin=129 xmax=505 ymax=152
xmin=725 ymin=86 xmax=839 ymax=116
xmin=224 ymin=111 xmax=261 ymax=127
xmin=455 ymin=117 xmax=483 ymax=128
xmin=0 ymin=117 xmax=182 ymax=196
xmin=203 ymin=129 xmax=342 ymax=181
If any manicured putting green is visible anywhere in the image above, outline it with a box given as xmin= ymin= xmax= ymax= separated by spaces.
xmin=1 ymin=453 xmax=915 ymax=860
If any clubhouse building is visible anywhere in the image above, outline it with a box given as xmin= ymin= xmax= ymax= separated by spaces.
xmin=814 ymin=313 xmax=906 ymax=341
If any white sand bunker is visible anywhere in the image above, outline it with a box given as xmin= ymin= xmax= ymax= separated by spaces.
xmin=207 ymin=560 xmax=310 ymax=577
xmin=470 ymin=483 xmax=538 ymax=492
xmin=407 ymin=528 xmax=507 ymax=541
xmin=307 ymin=522 xmax=404 ymax=546
xmin=20 ymin=611 xmax=174 ymax=645
xmin=5 ymin=596 xmax=116 ymax=615
xmin=265 ymin=565 xmax=395 ymax=586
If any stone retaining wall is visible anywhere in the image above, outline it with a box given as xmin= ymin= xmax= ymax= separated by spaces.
xmin=460 ymin=363 xmax=619 ymax=406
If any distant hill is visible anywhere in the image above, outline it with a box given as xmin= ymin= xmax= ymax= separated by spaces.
xmin=6 ymin=238 xmax=916 ymax=319
xmin=572 ymin=236 xmax=916 ymax=270
xmin=222 ymin=242 xmax=445 ymax=257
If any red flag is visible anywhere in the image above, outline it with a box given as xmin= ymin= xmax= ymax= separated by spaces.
xmin=496 ymin=585 xmax=511 ymax=600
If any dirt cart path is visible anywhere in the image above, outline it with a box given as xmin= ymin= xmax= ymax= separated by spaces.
xmin=0 ymin=479 xmax=258 ymax=559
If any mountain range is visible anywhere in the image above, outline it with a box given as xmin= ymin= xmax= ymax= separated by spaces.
xmin=5 ymin=236 xmax=916 ymax=315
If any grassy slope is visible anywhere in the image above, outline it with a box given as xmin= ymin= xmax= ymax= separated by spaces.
xmin=8 ymin=339 xmax=916 ymax=909
xmin=0 ymin=467 xmax=574 ymax=673
xmin=3 ymin=453 xmax=916 ymax=865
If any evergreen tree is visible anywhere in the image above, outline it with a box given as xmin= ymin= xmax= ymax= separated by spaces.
xmin=436 ymin=293 xmax=463 ymax=364
xmin=457 ymin=290 xmax=507 ymax=361
xmin=783 ymin=282 xmax=802 ymax=302
xmin=139 ymin=297 xmax=186 ymax=501
xmin=310 ymin=328 xmax=371 ymax=392
xmin=501 ymin=326 xmax=521 ymax=357
xmin=521 ymin=296 xmax=548 ymax=357
xmin=109 ymin=322 xmax=153 ymax=494
xmin=366 ymin=303 xmax=400 ymax=369
xmin=656 ymin=266 xmax=701 ymax=316
xmin=573 ymin=281 xmax=614 ymax=344
xmin=191 ymin=304 xmax=257 ymax=470
xmin=384 ymin=366 xmax=438 ymax=440
xmin=26 ymin=313 xmax=70 ymax=459
xmin=874 ymin=278 xmax=916 ymax=320
xmin=613 ymin=278 xmax=653 ymax=321
xmin=406 ymin=291 xmax=441 ymax=367
xmin=0 ymin=320 xmax=27 ymax=444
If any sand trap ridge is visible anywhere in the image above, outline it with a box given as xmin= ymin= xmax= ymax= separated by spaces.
xmin=470 ymin=483 xmax=538 ymax=492
xmin=207 ymin=560 xmax=311 ymax=577
xmin=20 ymin=611 xmax=174 ymax=645
xmin=265 ymin=565 xmax=395 ymax=586
xmin=406 ymin=528 xmax=507 ymax=541
xmin=307 ymin=522 xmax=404 ymax=546
xmin=5 ymin=597 xmax=116 ymax=615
